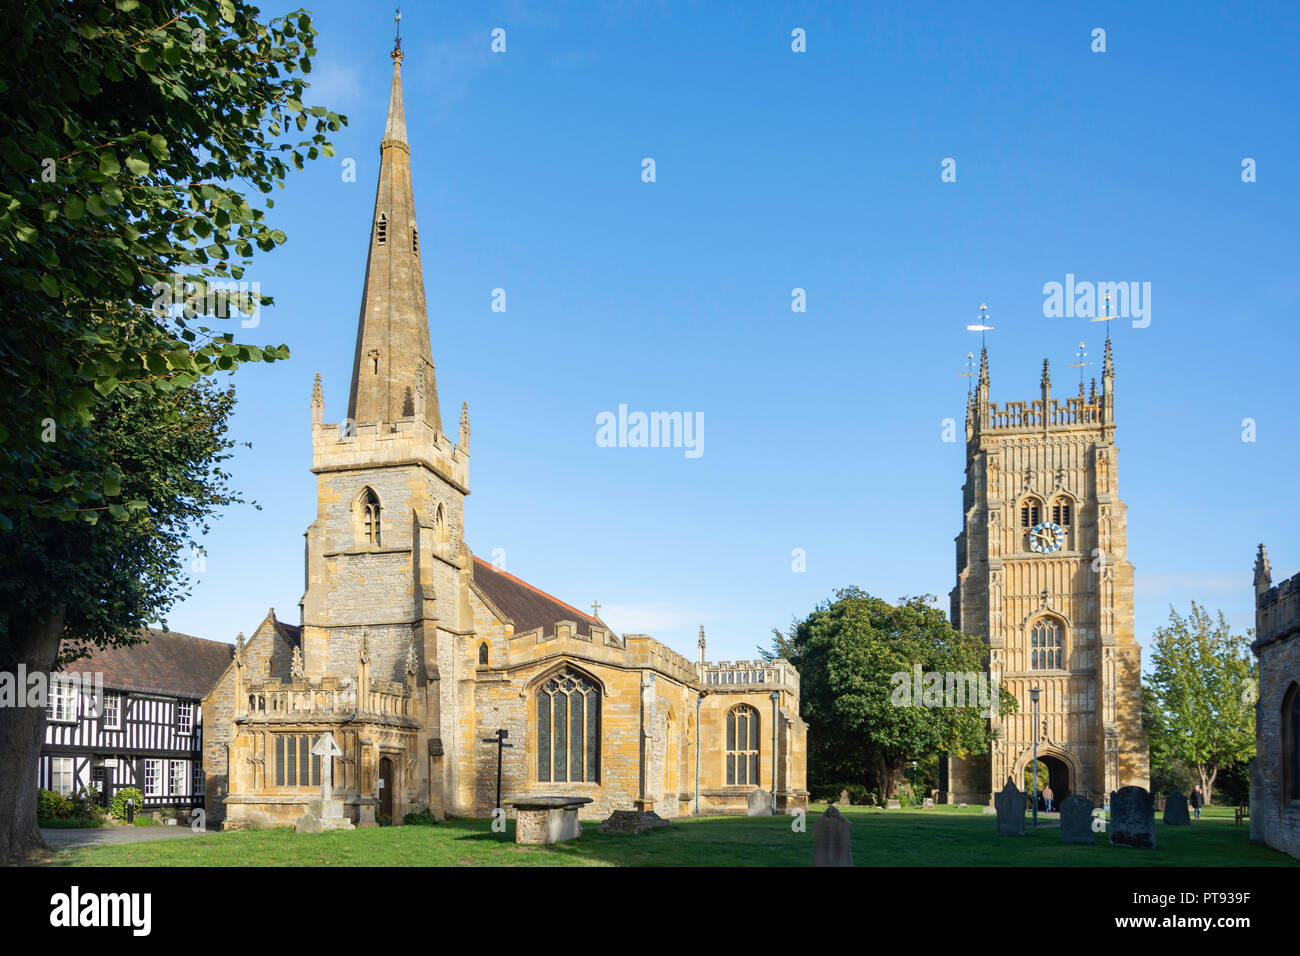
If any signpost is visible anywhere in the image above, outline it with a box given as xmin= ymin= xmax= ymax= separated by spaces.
xmin=481 ymin=728 xmax=512 ymax=811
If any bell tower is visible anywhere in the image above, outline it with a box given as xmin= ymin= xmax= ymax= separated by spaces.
xmin=948 ymin=338 xmax=1149 ymax=805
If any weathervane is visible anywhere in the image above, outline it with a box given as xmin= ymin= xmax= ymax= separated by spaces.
xmin=1068 ymin=341 xmax=1091 ymax=390
xmin=966 ymin=302 xmax=995 ymax=349
xmin=394 ymin=7 xmax=402 ymax=52
xmin=1091 ymin=290 xmax=1116 ymax=344
xmin=957 ymin=351 xmax=976 ymax=392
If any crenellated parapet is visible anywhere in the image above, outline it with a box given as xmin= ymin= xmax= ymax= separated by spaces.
xmin=1256 ymin=568 xmax=1300 ymax=649
xmin=699 ymin=658 xmax=801 ymax=699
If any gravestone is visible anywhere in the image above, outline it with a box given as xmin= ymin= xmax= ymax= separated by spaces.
xmin=994 ymin=777 xmax=1026 ymax=835
xmin=838 ymin=789 xmax=851 ymax=806
xmin=813 ymin=805 xmax=853 ymax=867
xmin=1109 ymin=785 xmax=1156 ymax=848
xmin=1163 ymin=790 xmax=1190 ymax=826
xmin=1059 ymin=795 xmax=1094 ymax=844
xmin=885 ymin=797 xmax=901 ymax=809
xmin=922 ymin=797 xmax=935 ymax=809
xmin=599 ymin=810 xmax=669 ymax=835
xmin=747 ymin=788 xmax=773 ymax=816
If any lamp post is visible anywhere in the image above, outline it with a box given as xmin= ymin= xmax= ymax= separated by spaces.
xmin=695 ymin=692 xmax=703 ymax=815
xmin=769 ymin=691 xmax=779 ymax=810
xmin=1030 ymin=688 xmax=1041 ymax=827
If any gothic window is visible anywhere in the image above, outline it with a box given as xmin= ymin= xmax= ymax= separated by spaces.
xmin=478 ymin=642 xmax=489 ymax=667
xmin=1030 ymin=617 xmax=1064 ymax=671
xmin=536 ymin=668 xmax=600 ymax=784
xmin=1284 ymin=683 xmax=1300 ymax=806
xmin=1020 ymin=496 xmax=1043 ymax=551
xmin=726 ymin=705 xmax=760 ymax=786
xmin=435 ymin=503 xmax=448 ymax=548
xmin=376 ymin=213 xmax=387 ymax=245
xmin=1052 ymin=500 xmax=1072 ymax=527
xmin=412 ymin=227 xmax=419 ymax=254
xmin=357 ymin=488 xmax=381 ymax=546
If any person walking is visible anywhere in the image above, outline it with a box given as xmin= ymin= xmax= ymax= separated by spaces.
xmin=1191 ymin=785 xmax=1203 ymax=820
xmin=1043 ymin=785 xmax=1055 ymax=813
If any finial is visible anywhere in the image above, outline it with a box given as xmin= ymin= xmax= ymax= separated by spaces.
xmin=1255 ymin=543 xmax=1272 ymax=591
xmin=311 ymin=372 xmax=323 ymax=408
xmin=1103 ymin=336 xmax=1114 ymax=377
xmin=405 ymin=633 xmax=418 ymax=675
xmin=1040 ymin=357 xmax=1051 ymax=389
xmin=591 ymin=600 xmax=601 ymax=618
xmin=978 ymin=346 xmax=989 ymax=387
xmin=698 ymin=625 xmax=706 ymax=664
xmin=1089 ymin=377 xmax=1097 ymax=403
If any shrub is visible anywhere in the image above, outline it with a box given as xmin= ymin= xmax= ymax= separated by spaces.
xmin=37 ymin=789 xmax=74 ymax=820
xmin=403 ymin=808 xmax=440 ymax=826
xmin=110 ymin=787 xmax=145 ymax=822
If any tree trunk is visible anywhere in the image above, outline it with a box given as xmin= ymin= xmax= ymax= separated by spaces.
xmin=0 ymin=605 xmax=65 ymax=864
xmin=1198 ymin=765 xmax=1218 ymax=807
xmin=877 ymin=755 xmax=906 ymax=800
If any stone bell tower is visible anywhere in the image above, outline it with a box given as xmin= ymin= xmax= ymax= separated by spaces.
xmin=298 ymin=38 xmax=474 ymax=818
xmin=947 ymin=339 xmax=1149 ymax=805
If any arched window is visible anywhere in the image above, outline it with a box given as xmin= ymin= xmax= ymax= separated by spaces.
xmin=726 ymin=705 xmax=760 ymax=786
xmin=1030 ymin=617 xmax=1064 ymax=670
xmin=357 ymin=488 xmax=381 ymax=546
xmin=1020 ymin=496 xmax=1043 ymax=550
xmin=435 ymin=503 xmax=448 ymax=548
xmin=536 ymin=668 xmax=600 ymax=783
xmin=1051 ymin=496 xmax=1074 ymax=549
xmin=412 ymin=226 xmax=419 ymax=254
xmin=1284 ymin=682 xmax=1300 ymax=806
xmin=478 ymin=643 xmax=489 ymax=667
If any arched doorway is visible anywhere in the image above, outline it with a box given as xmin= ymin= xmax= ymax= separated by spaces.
xmin=378 ymin=756 xmax=393 ymax=820
xmin=1018 ymin=750 xmax=1073 ymax=810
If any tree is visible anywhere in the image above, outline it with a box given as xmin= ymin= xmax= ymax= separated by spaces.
xmin=772 ymin=589 xmax=1015 ymax=800
xmin=0 ymin=0 xmax=343 ymax=862
xmin=1143 ymin=603 xmax=1256 ymax=806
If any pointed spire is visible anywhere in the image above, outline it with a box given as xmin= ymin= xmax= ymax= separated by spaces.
xmin=311 ymin=372 xmax=323 ymax=408
xmin=458 ymin=400 xmax=470 ymax=448
xmin=1255 ymin=543 xmax=1272 ymax=595
xmin=1040 ymin=358 xmax=1051 ymax=390
xmin=1103 ymin=337 xmax=1114 ymax=378
xmin=347 ymin=38 xmax=441 ymax=432
xmin=978 ymin=347 xmax=989 ymax=387
xmin=698 ymin=625 xmax=707 ymax=665
xmin=1089 ymin=377 xmax=1097 ymax=404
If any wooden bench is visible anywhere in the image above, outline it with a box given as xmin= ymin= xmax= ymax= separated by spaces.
xmin=1234 ymin=804 xmax=1249 ymax=824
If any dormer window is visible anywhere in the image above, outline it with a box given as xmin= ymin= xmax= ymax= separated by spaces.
xmin=376 ymin=213 xmax=388 ymax=246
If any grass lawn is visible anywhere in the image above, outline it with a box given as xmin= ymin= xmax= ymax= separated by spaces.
xmin=39 ymin=803 xmax=1297 ymax=867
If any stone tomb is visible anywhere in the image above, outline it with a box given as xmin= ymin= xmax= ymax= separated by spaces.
xmin=1059 ymin=794 xmax=1095 ymax=844
xmin=994 ymin=778 xmax=1026 ymax=836
xmin=509 ymin=797 xmax=593 ymax=845
xmin=599 ymin=810 xmax=669 ymax=835
xmin=1163 ymin=790 xmax=1190 ymax=826
xmin=747 ymin=788 xmax=773 ymax=816
xmin=813 ymin=805 xmax=853 ymax=867
xmin=1109 ymin=786 xmax=1156 ymax=848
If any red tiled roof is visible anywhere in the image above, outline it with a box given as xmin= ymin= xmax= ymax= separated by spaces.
xmin=60 ymin=628 xmax=234 ymax=700
xmin=472 ymin=556 xmax=600 ymax=637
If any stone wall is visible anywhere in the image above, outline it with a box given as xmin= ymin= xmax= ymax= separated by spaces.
xmin=1251 ymin=567 xmax=1300 ymax=861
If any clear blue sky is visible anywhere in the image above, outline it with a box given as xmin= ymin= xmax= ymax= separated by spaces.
xmin=164 ymin=1 xmax=1300 ymax=669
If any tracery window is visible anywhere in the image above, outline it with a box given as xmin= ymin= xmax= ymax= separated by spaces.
xmin=726 ymin=705 xmax=760 ymax=786
xmin=536 ymin=669 xmax=600 ymax=783
xmin=358 ymin=488 xmax=381 ymax=546
xmin=1030 ymin=618 xmax=1064 ymax=670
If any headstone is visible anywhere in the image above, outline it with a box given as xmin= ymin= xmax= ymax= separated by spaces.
xmin=1163 ymin=790 xmax=1190 ymax=826
xmin=1059 ymin=795 xmax=1094 ymax=844
xmin=994 ymin=777 xmax=1026 ymax=835
xmin=747 ymin=788 xmax=773 ymax=816
xmin=838 ymin=789 xmax=851 ymax=806
xmin=813 ymin=805 xmax=853 ymax=867
xmin=885 ymin=797 xmax=901 ymax=809
xmin=599 ymin=810 xmax=670 ymax=835
xmin=922 ymin=797 xmax=935 ymax=809
xmin=295 ymin=810 xmax=323 ymax=834
xmin=1109 ymin=785 xmax=1156 ymax=848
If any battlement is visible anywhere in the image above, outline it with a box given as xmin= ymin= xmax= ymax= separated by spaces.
xmin=1257 ymin=570 xmax=1300 ymax=645
xmin=699 ymin=658 xmax=801 ymax=698
xmin=984 ymin=396 xmax=1105 ymax=432
xmin=312 ymin=416 xmax=468 ymax=489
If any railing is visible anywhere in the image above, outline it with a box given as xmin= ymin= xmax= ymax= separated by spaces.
xmin=242 ymin=681 xmax=409 ymax=718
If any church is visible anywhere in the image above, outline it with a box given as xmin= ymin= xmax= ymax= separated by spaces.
xmin=200 ymin=40 xmax=808 ymax=828
xmin=945 ymin=342 xmax=1150 ymax=805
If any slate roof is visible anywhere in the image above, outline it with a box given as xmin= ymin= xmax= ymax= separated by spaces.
xmin=62 ymin=628 xmax=234 ymax=700
xmin=472 ymin=556 xmax=601 ymax=638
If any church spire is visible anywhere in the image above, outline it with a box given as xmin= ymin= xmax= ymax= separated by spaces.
xmin=346 ymin=36 xmax=441 ymax=432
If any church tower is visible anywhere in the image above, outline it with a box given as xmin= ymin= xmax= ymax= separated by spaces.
xmin=948 ymin=339 xmax=1149 ymax=805
xmin=298 ymin=37 xmax=471 ymax=819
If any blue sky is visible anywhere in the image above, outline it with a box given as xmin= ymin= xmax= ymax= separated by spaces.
xmin=165 ymin=1 xmax=1300 ymax=668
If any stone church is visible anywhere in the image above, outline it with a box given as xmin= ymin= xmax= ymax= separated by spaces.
xmin=1251 ymin=546 xmax=1300 ymax=860
xmin=201 ymin=42 xmax=808 ymax=828
xmin=945 ymin=344 xmax=1149 ymax=805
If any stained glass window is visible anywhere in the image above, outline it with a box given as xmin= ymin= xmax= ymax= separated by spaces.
xmin=536 ymin=669 xmax=600 ymax=783
xmin=726 ymin=705 xmax=760 ymax=786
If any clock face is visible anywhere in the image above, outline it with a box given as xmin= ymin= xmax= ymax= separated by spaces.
xmin=1029 ymin=521 xmax=1064 ymax=554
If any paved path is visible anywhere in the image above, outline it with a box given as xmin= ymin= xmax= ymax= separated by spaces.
xmin=41 ymin=825 xmax=205 ymax=850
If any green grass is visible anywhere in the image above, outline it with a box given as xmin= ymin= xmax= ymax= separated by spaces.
xmin=37 ymin=803 xmax=1296 ymax=867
